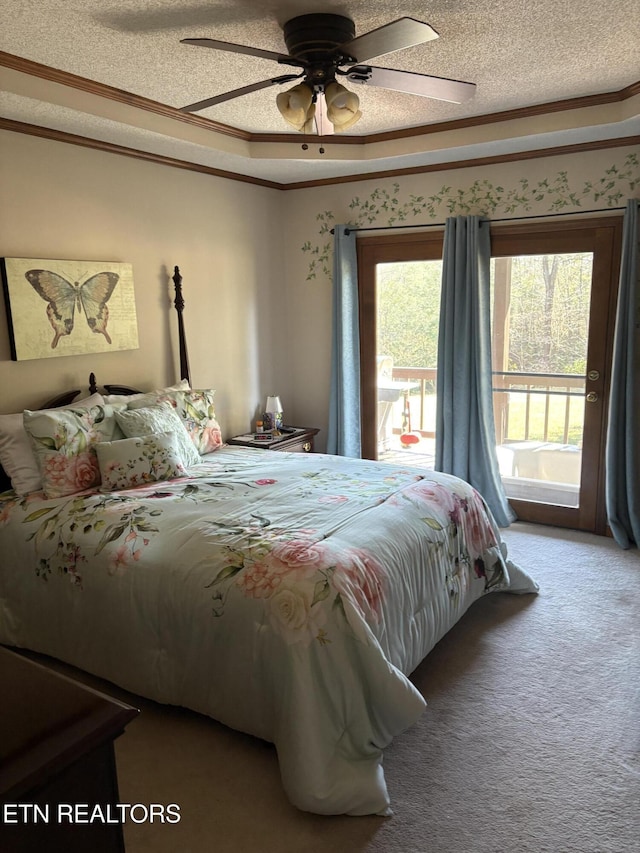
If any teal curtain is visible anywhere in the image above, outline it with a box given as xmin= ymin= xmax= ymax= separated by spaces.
xmin=435 ymin=215 xmax=515 ymax=527
xmin=605 ymin=199 xmax=640 ymax=548
xmin=327 ymin=226 xmax=361 ymax=457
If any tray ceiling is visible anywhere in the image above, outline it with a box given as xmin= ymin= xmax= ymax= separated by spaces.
xmin=1 ymin=0 xmax=638 ymax=185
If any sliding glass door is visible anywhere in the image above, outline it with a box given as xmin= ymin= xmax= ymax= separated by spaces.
xmin=357 ymin=218 xmax=622 ymax=534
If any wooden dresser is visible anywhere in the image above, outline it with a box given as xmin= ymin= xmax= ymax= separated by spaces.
xmin=0 ymin=647 xmax=138 ymax=853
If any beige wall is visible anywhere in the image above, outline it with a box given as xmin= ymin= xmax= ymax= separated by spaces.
xmin=0 ymin=130 xmax=287 ymax=438
xmin=1 ymin=129 xmax=638 ymax=450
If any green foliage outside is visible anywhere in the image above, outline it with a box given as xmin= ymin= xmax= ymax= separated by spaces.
xmin=376 ymin=261 xmax=442 ymax=373
xmin=501 ymin=394 xmax=585 ymax=445
xmin=377 ymin=253 xmax=592 ymax=446
xmin=494 ymin=254 xmax=592 ymax=374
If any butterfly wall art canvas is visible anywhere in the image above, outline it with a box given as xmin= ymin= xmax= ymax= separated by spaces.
xmin=1 ymin=258 xmax=139 ymax=361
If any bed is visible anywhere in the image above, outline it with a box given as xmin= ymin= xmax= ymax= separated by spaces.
xmin=0 ymin=267 xmax=538 ymax=816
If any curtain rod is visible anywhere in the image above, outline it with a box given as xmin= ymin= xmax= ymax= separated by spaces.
xmin=331 ymin=206 xmax=627 ymax=235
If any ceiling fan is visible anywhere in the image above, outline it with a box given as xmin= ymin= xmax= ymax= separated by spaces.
xmin=180 ymin=13 xmax=476 ymax=134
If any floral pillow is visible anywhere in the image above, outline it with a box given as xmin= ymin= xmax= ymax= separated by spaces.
xmin=129 ymin=389 xmax=222 ymax=455
xmin=22 ymin=402 xmax=122 ymax=498
xmin=0 ymin=393 xmax=105 ymax=496
xmin=95 ymin=432 xmax=187 ymax=491
xmin=115 ymin=402 xmax=201 ymax=466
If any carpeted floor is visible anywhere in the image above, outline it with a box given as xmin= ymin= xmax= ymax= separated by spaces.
xmin=22 ymin=523 xmax=640 ymax=852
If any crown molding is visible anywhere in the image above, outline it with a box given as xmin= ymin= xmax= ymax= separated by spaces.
xmin=282 ymin=136 xmax=640 ymax=188
xmin=1 ymin=50 xmax=638 ymax=148
xmin=290 ymin=79 xmax=640 ymax=146
xmin=0 ymin=117 xmax=282 ymax=189
xmin=2 ymin=116 xmax=637 ymax=191
xmin=0 ymin=50 xmax=249 ymax=140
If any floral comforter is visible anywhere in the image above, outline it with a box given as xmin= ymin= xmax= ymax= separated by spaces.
xmin=0 ymin=447 xmax=537 ymax=815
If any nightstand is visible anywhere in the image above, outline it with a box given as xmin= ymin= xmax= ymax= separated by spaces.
xmin=227 ymin=427 xmax=319 ymax=453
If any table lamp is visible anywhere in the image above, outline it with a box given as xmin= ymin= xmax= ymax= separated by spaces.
xmin=265 ymin=395 xmax=283 ymax=434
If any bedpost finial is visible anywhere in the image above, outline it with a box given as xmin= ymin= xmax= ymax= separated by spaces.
xmin=171 ymin=265 xmax=190 ymax=384
xmin=89 ymin=372 xmax=97 ymax=394
xmin=173 ymin=267 xmax=184 ymax=312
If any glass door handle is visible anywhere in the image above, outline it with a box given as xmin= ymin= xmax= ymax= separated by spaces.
xmin=586 ymin=391 xmax=599 ymax=403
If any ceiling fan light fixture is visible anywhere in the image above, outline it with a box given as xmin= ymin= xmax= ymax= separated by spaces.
xmin=276 ymin=82 xmax=314 ymax=131
xmin=331 ymin=108 xmax=363 ymax=133
xmin=325 ymin=81 xmax=362 ymax=132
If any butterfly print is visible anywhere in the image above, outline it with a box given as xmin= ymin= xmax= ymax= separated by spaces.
xmin=25 ymin=269 xmax=119 ymax=348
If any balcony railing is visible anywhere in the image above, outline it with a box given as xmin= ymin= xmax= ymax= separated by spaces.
xmin=491 ymin=370 xmax=585 ymax=445
xmin=388 ymin=367 xmax=586 ymax=446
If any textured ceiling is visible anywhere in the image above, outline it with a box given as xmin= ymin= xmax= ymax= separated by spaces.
xmin=1 ymin=0 xmax=638 ymax=184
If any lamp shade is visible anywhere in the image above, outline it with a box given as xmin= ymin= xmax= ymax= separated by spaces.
xmin=265 ymin=395 xmax=283 ymax=431
xmin=265 ymin=396 xmax=282 ymax=414
xmin=276 ymin=83 xmax=315 ymax=132
xmin=325 ymin=81 xmax=362 ymax=132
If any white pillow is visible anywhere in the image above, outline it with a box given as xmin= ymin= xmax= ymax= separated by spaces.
xmin=96 ymin=432 xmax=187 ymax=491
xmin=115 ymin=402 xmax=201 ymax=467
xmin=103 ymin=379 xmax=190 ymax=405
xmin=0 ymin=393 xmax=104 ymax=496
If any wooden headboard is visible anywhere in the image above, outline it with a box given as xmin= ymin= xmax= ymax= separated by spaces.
xmin=0 ymin=266 xmax=190 ymax=493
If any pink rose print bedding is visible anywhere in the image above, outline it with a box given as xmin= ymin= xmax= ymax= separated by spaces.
xmin=0 ymin=446 xmax=537 ymax=815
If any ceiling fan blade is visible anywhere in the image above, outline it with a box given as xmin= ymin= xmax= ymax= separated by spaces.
xmin=346 ymin=65 xmax=476 ymax=104
xmin=181 ymin=38 xmax=304 ymax=69
xmin=339 ymin=18 xmax=439 ymax=63
xmin=181 ymin=75 xmax=301 ymax=112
